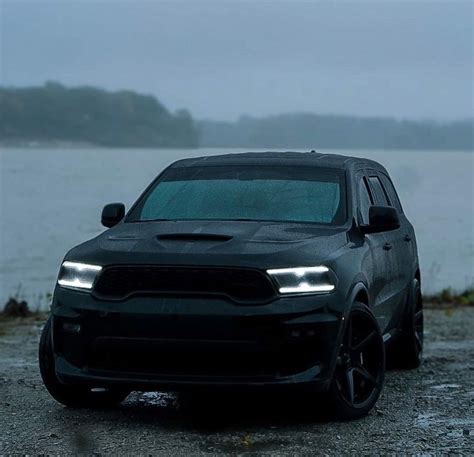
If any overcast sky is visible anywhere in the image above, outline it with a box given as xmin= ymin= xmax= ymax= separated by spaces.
xmin=1 ymin=0 xmax=472 ymax=121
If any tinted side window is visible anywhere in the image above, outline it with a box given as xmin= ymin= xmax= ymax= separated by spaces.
xmin=368 ymin=176 xmax=390 ymax=206
xmin=380 ymin=174 xmax=403 ymax=213
xmin=358 ymin=177 xmax=373 ymax=224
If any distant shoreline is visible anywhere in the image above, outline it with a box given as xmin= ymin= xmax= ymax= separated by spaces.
xmin=1 ymin=140 xmax=472 ymax=152
xmin=2 ymin=83 xmax=472 ymax=151
xmin=0 ymin=139 xmax=97 ymax=149
xmin=0 ymin=140 xmax=199 ymax=150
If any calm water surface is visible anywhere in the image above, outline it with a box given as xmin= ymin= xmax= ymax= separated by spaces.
xmin=1 ymin=147 xmax=473 ymax=310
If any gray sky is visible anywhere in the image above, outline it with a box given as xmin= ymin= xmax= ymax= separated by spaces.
xmin=1 ymin=0 xmax=473 ymax=121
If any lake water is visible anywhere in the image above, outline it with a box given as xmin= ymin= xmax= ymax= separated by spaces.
xmin=1 ymin=147 xmax=473 ymax=310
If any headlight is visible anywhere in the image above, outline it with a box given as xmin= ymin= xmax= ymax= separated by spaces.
xmin=266 ymin=266 xmax=335 ymax=294
xmin=57 ymin=261 xmax=102 ymax=290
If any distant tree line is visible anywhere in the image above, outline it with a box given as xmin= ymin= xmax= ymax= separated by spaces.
xmin=198 ymin=113 xmax=473 ymax=150
xmin=0 ymin=82 xmax=199 ymax=147
xmin=1 ymin=83 xmax=472 ymax=150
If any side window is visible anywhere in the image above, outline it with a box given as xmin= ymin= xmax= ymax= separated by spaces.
xmin=358 ymin=177 xmax=373 ymax=224
xmin=380 ymin=174 xmax=403 ymax=213
xmin=368 ymin=176 xmax=390 ymax=206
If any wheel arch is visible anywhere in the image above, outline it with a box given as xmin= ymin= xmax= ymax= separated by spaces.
xmin=347 ymin=281 xmax=370 ymax=309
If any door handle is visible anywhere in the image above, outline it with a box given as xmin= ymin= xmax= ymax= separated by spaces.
xmin=404 ymin=234 xmax=412 ymax=242
xmin=383 ymin=242 xmax=393 ymax=251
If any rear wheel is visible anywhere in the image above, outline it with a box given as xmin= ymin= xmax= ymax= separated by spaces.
xmin=39 ymin=317 xmax=129 ymax=408
xmin=327 ymin=302 xmax=385 ymax=420
xmin=389 ymin=278 xmax=423 ymax=369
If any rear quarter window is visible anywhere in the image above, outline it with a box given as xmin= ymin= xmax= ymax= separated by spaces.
xmin=368 ymin=176 xmax=390 ymax=206
xmin=379 ymin=174 xmax=403 ymax=213
xmin=357 ymin=177 xmax=373 ymax=225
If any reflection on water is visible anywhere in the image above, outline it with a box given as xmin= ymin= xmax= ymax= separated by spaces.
xmin=0 ymin=147 xmax=473 ymax=309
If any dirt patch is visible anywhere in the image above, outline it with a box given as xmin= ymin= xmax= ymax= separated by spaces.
xmin=0 ymin=313 xmax=48 ymax=337
xmin=0 ymin=308 xmax=473 ymax=455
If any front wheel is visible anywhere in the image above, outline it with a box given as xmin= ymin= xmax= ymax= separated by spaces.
xmin=327 ymin=302 xmax=385 ymax=420
xmin=39 ymin=317 xmax=129 ymax=408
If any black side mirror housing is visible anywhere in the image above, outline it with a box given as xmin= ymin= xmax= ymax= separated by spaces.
xmin=101 ymin=203 xmax=125 ymax=228
xmin=360 ymin=205 xmax=400 ymax=234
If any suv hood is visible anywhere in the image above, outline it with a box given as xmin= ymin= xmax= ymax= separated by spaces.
xmin=66 ymin=220 xmax=349 ymax=269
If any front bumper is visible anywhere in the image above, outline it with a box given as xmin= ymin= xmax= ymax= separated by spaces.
xmin=51 ymin=287 xmax=344 ymax=391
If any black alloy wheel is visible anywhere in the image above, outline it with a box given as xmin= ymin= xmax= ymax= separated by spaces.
xmin=414 ymin=287 xmax=424 ymax=357
xmin=328 ymin=302 xmax=385 ymax=420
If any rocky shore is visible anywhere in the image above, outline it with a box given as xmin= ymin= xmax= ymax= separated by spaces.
xmin=0 ymin=305 xmax=473 ymax=454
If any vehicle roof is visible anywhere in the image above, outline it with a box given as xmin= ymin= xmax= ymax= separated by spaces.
xmin=170 ymin=151 xmax=385 ymax=172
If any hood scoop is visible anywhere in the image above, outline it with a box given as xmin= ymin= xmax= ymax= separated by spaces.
xmin=156 ymin=233 xmax=233 ymax=242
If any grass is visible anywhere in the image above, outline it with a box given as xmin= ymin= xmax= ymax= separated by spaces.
xmin=424 ymin=287 xmax=474 ymax=307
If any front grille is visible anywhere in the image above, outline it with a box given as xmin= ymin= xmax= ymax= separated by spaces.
xmin=93 ymin=266 xmax=276 ymax=303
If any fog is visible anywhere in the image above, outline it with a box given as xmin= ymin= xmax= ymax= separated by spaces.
xmin=1 ymin=0 xmax=472 ymax=121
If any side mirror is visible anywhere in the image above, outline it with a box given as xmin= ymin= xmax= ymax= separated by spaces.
xmin=360 ymin=206 xmax=400 ymax=234
xmin=101 ymin=203 xmax=125 ymax=228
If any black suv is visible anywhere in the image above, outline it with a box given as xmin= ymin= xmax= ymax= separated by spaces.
xmin=39 ymin=152 xmax=423 ymax=419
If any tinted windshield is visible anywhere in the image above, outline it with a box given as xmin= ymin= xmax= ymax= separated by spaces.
xmin=128 ymin=166 xmax=346 ymax=225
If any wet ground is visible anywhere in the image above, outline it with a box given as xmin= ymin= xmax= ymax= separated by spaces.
xmin=0 ymin=308 xmax=473 ymax=455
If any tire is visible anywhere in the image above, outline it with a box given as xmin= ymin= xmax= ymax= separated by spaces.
xmin=39 ymin=317 xmax=129 ymax=408
xmin=388 ymin=278 xmax=423 ymax=369
xmin=327 ymin=302 xmax=385 ymax=420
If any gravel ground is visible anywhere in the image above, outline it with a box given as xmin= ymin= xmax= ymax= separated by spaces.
xmin=0 ymin=308 xmax=473 ymax=455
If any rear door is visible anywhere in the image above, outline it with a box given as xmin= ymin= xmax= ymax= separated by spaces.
xmin=367 ymin=173 xmax=406 ymax=329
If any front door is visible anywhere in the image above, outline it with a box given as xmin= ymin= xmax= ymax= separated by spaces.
xmin=379 ymin=172 xmax=415 ymax=327
xmin=366 ymin=173 xmax=405 ymax=330
xmin=356 ymin=173 xmax=392 ymax=332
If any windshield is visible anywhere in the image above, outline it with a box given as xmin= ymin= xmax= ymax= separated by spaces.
xmin=128 ymin=166 xmax=346 ymax=225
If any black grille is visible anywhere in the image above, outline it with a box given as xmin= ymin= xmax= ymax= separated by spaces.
xmin=93 ymin=266 xmax=276 ymax=303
